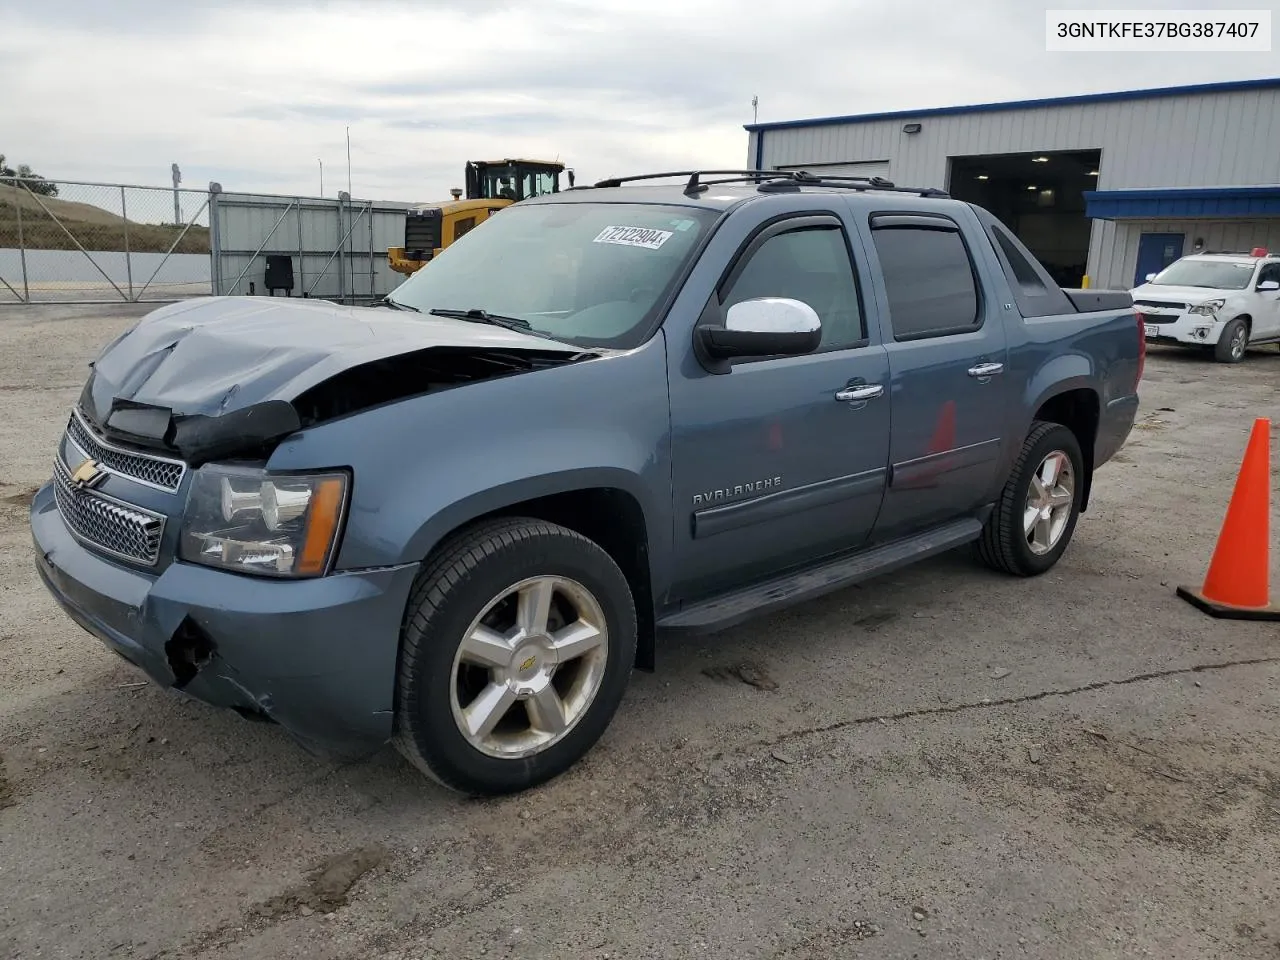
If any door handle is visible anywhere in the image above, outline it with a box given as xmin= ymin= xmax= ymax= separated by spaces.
xmin=967 ymin=362 xmax=1005 ymax=378
xmin=835 ymin=384 xmax=884 ymax=402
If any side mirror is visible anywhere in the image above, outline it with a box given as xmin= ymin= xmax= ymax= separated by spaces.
xmin=1258 ymin=280 xmax=1279 ymax=291
xmin=1144 ymin=273 xmax=1157 ymax=282
xmin=696 ymin=297 xmax=822 ymax=362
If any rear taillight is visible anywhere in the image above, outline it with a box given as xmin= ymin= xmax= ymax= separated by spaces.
xmin=1135 ymin=311 xmax=1146 ymax=384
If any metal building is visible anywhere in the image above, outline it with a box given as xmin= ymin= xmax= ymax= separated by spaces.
xmin=745 ymin=77 xmax=1280 ymax=290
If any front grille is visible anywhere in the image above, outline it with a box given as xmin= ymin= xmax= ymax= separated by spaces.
xmin=1134 ymin=299 xmax=1187 ymax=310
xmin=53 ymin=456 xmax=166 ymax=566
xmin=67 ymin=408 xmax=186 ymax=493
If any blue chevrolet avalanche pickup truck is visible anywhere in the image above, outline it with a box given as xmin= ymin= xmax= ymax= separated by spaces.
xmin=31 ymin=170 xmax=1143 ymax=796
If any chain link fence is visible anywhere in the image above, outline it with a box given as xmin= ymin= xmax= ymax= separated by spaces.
xmin=0 ymin=178 xmax=413 ymax=306
xmin=0 ymin=178 xmax=212 ymax=303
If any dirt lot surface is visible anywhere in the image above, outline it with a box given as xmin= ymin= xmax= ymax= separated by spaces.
xmin=2 ymin=302 xmax=1279 ymax=960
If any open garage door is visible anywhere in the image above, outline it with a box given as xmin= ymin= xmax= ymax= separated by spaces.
xmin=775 ymin=161 xmax=891 ymax=181
xmin=947 ymin=149 xmax=1101 ymax=288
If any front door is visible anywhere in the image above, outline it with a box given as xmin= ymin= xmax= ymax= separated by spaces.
xmin=859 ymin=211 xmax=1011 ymax=540
xmin=667 ymin=213 xmax=891 ymax=601
xmin=1251 ymin=261 xmax=1280 ymax=339
xmin=1135 ymin=233 xmax=1185 ymax=286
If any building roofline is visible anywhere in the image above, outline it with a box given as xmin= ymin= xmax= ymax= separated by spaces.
xmin=1084 ymin=184 xmax=1280 ymax=221
xmin=744 ymin=76 xmax=1280 ymax=132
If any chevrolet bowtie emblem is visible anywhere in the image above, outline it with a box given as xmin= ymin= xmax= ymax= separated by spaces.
xmin=70 ymin=458 xmax=106 ymax=490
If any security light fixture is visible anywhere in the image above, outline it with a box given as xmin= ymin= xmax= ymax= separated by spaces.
xmin=976 ymin=174 xmax=989 ymax=180
xmin=1087 ymin=169 xmax=1099 ymax=176
xmin=1027 ymin=185 xmax=1037 ymax=191
xmin=903 ymin=122 xmax=922 ymax=134
xmin=1032 ymin=156 xmax=1049 ymax=163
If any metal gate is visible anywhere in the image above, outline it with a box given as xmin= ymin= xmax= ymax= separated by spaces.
xmin=208 ymin=186 xmax=412 ymax=303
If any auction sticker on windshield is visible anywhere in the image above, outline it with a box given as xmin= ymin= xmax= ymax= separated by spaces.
xmin=593 ymin=225 xmax=673 ymax=250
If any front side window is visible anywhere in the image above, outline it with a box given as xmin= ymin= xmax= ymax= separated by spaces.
xmin=1255 ymin=262 xmax=1280 ymax=286
xmin=722 ymin=224 xmax=866 ymax=351
xmin=871 ymin=225 xmax=981 ymax=340
xmin=388 ymin=201 xmax=720 ymax=349
xmin=1150 ymin=259 xmax=1255 ymax=290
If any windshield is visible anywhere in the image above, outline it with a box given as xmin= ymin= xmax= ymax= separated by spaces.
xmin=1150 ymin=259 xmax=1256 ymax=289
xmin=386 ymin=201 xmax=720 ymax=349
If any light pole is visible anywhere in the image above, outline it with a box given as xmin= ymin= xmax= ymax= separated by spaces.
xmin=346 ymin=126 xmax=352 ymax=198
xmin=752 ymin=95 xmax=758 ymax=125
xmin=319 ymin=158 xmax=324 ymax=196
xmin=171 ymin=162 xmax=181 ymax=224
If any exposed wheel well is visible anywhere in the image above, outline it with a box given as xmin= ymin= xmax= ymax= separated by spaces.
xmin=1232 ymin=314 xmax=1252 ymax=333
xmin=1033 ymin=389 xmax=1100 ymax=511
xmin=426 ymin=488 xmax=655 ymax=671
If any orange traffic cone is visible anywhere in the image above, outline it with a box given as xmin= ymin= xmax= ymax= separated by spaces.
xmin=1176 ymin=417 xmax=1279 ymax=620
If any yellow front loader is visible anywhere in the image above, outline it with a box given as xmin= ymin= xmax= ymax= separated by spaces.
xmin=387 ymin=159 xmax=573 ymax=276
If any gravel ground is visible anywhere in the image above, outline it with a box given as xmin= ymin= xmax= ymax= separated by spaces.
xmin=2 ymin=302 xmax=1279 ymax=960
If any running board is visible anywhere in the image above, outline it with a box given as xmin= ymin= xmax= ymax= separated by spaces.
xmin=657 ymin=517 xmax=983 ymax=637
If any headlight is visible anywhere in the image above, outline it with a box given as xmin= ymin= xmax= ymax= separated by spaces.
xmin=179 ymin=464 xmax=349 ymax=578
xmin=1188 ymin=299 xmax=1225 ymax=316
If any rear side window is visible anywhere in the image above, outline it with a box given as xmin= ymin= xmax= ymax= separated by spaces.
xmin=870 ymin=223 xmax=980 ymax=340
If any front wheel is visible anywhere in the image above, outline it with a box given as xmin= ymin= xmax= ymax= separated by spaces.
xmin=1214 ymin=317 xmax=1249 ymax=363
xmin=977 ymin=421 xmax=1085 ymax=577
xmin=393 ymin=517 xmax=637 ymax=796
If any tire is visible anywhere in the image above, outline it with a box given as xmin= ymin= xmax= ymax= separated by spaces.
xmin=977 ymin=420 xmax=1085 ymax=577
xmin=393 ymin=517 xmax=637 ymax=796
xmin=1214 ymin=317 xmax=1249 ymax=363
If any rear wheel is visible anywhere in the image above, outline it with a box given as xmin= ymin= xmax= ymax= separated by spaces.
xmin=1214 ymin=317 xmax=1249 ymax=363
xmin=393 ymin=517 xmax=637 ymax=796
xmin=977 ymin=421 xmax=1085 ymax=577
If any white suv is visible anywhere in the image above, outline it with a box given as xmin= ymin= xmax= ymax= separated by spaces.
xmin=1130 ymin=250 xmax=1280 ymax=363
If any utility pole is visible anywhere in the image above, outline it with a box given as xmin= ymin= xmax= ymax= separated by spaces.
xmin=346 ymin=126 xmax=352 ymax=198
xmin=171 ymin=163 xmax=181 ymax=224
xmin=752 ymin=95 xmax=759 ymax=125
xmin=319 ymin=158 xmax=324 ymax=195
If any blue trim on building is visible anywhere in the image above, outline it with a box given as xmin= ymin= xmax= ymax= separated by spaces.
xmin=1085 ymin=186 xmax=1280 ymax=220
xmin=743 ymin=76 xmax=1280 ymax=132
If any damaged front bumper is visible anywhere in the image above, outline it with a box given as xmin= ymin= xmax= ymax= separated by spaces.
xmin=30 ymin=482 xmax=420 ymax=761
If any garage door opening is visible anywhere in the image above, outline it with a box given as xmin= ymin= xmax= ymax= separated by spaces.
xmin=947 ymin=150 xmax=1101 ymax=287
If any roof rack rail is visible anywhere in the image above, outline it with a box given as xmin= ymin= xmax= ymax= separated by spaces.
xmin=585 ymin=169 xmax=949 ymax=199
xmin=1199 ymin=249 xmax=1278 ymax=256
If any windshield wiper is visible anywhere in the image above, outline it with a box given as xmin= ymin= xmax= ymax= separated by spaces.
xmin=376 ymin=296 xmax=420 ymax=312
xmin=428 ymin=307 xmax=532 ymax=332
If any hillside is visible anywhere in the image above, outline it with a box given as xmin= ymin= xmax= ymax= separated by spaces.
xmin=0 ymin=183 xmax=211 ymax=255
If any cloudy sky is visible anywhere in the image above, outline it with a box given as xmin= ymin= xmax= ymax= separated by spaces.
xmin=2 ymin=0 xmax=1277 ymax=203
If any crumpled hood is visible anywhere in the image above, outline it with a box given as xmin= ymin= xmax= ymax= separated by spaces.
xmin=84 ymin=295 xmax=580 ymax=424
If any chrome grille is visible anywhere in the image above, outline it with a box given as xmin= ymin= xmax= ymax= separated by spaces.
xmin=53 ymin=457 xmax=166 ymax=566
xmin=66 ymin=408 xmax=186 ymax=493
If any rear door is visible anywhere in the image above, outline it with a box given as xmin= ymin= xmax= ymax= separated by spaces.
xmin=856 ymin=208 xmax=1011 ymax=540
